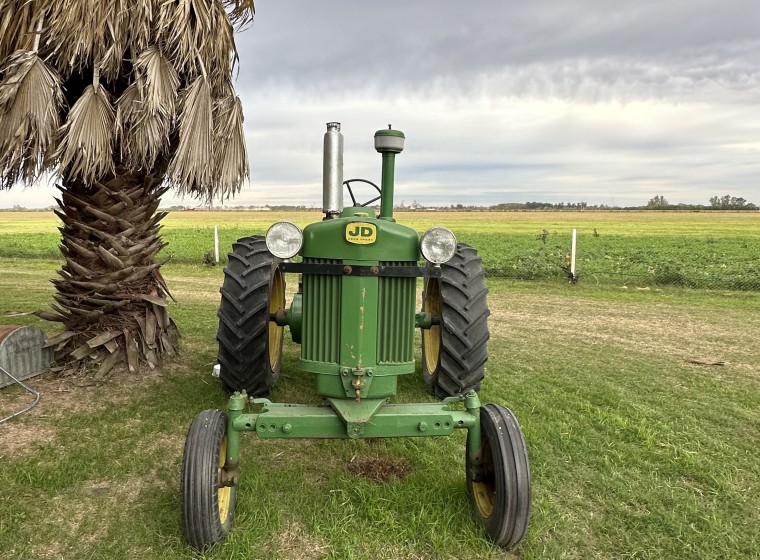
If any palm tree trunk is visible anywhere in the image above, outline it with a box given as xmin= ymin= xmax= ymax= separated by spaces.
xmin=41 ymin=165 xmax=179 ymax=376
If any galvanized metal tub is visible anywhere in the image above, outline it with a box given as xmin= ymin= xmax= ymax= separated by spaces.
xmin=0 ymin=325 xmax=53 ymax=388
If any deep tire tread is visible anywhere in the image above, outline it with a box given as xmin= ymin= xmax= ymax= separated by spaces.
xmin=422 ymin=243 xmax=490 ymax=398
xmin=216 ymin=236 xmax=283 ymax=396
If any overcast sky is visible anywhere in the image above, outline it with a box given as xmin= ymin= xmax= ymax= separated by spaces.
xmin=4 ymin=0 xmax=759 ymax=208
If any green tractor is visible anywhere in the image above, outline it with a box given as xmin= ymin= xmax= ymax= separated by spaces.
xmin=180 ymin=123 xmax=532 ymax=550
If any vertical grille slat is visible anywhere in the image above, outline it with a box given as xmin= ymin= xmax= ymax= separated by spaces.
xmin=302 ymin=258 xmax=341 ymax=363
xmin=378 ymin=261 xmax=416 ymax=364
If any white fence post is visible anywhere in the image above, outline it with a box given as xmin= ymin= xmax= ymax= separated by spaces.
xmin=214 ymin=225 xmax=219 ymax=264
xmin=571 ymin=228 xmax=577 ymax=278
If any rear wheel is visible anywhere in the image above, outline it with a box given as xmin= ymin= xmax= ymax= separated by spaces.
xmin=467 ymin=404 xmax=531 ymax=549
xmin=180 ymin=409 xmax=237 ymax=550
xmin=421 ymin=243 xmax=489 ymax=397
xmin=217 ymin=236 xmax=285 ymax=395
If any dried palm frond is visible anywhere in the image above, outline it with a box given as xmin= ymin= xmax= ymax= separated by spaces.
xmin=116 ymin=47 xmax=179 ymax=169
xmin=157 ymin=0 xmax=214 ymax=79
xmin=126 ymin=0 xmax=158 ymax=55
xmin=57 ymin=82 xmax=115 ymax=184
xmin=0 ymin=0 xmax=35 ymax=60
xmin=100 ymin=7 xmax=130 ymax=82
xmin=206 ymin=0 xmax=236 ymax=88
xmin=212 ymin=90 xmax=248 ymax=197
xmin=156 ymin=0 xmax=240 ymax=91
xmin=138 ymin=46 xmax=180 ymax=113
xmin=167 ymin=75 xmax=213 ymax=195
xmin=46 ymin=0 xmax=131 ymax=76
xmin=0 ymin=50 xmax=63 ymax=189
xmin=223 ymin=0 xmax=255 ymax=27
xmin=46 ymin=0 xmax=100 ymax=73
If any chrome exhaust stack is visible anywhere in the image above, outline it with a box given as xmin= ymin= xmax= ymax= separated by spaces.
xmin=322 ymin=122 xmax=344 ymax=219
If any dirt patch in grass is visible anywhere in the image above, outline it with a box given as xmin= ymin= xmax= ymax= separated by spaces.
xmin=346 ymin=457 xmax=412 ymax=483
xmin=489 ymin=293 xmax=760 ymax=368
xmin=276 ymin=521 xmax=331 ymax=560
xmin=25 ymin=474 xmax=154 ymax=559
xmin=0 ymin=421 xmax=57 ymax=459
xmin=0 ymin=365 xmax=168 ymax=458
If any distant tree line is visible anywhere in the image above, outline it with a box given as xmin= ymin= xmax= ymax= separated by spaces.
xmin=644 ymin=194 xmax=757 ymax=211
xmin=488 ymin=195 xmax=757 ymax=212
xmin=5 ymin=195 xmax=757 ymax=213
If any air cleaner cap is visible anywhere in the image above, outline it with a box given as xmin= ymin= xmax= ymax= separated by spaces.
xmin=375 ymin=125 xmax=405 ymax=153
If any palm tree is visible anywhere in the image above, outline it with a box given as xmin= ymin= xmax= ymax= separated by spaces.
xmin=0 ymin=0 xmax=252 ymax=375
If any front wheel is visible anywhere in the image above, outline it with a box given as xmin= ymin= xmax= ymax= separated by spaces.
xmin=467 ymin=404 xmax=531 ymax=549
xmin=180 ymin=409 xmax=237 ymax=550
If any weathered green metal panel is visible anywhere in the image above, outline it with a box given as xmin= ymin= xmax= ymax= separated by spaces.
xmin=339 ymin=267 xmax=378 ymax=370
xmin=315 ymin=373 xmax=398 ymax=400
xmin=231 ymin=401 xmax=478 ymax=439
xmin=299 ymin=211 xmax=420 ymax=398
xmin=302 ymin=214 xmax=419 ymax=262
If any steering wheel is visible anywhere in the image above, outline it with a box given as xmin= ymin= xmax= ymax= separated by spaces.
xmin=343 ymin=179 xmax=381 ymax=207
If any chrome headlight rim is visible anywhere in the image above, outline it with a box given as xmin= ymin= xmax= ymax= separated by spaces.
xmin=265 ymin=221 xmax=303 ymax=259
xmin=420 ymin=226 xmax=457 ymax=265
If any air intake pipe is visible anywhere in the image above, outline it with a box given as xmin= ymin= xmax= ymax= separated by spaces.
xmin=374 ymin=126 xmax=405 ymax=221
xmin=322 ymin=122 xmax=343 ymax=219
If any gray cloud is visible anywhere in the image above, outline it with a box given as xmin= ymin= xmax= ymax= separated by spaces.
xmin=4 ymin=0 xmax=758 ymax=208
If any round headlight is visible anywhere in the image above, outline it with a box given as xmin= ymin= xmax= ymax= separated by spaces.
xmin=420 ymin=227 xmax=457 ymax=264
xmin=266 ymin=222 xmax=303 ymax=259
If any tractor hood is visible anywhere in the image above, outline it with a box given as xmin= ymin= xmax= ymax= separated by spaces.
xmin=302 ymin=207 xmax=420 ymax=262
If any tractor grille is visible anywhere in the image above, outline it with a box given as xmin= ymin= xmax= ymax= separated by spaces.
xmin=377 ymin=261 xmax=416 ymax=364
xmin=301 ymin=258 xmax=341 ymax=363
xmin=301 ymin=259 xmax=416 ymax=366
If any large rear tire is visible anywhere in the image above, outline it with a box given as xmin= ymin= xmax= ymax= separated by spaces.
xmin=467 ymin=404 xmax=531 ymax=549
xmin=217 ymin=236 xmax=285 ymax=395
xmin=180 ymin=409 xmax=237 ymax=550
xmin=421 ymin=243 xmax=489 ymax=397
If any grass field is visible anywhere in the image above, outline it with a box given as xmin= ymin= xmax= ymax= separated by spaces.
xmin=2 ymin=210 xmax=759 ymax=289
xmin=1 ymin=211 xmax=760 ymax=559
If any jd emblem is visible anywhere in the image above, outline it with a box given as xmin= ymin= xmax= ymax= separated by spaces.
xmin=345 ymin=222 xmax=377 ymax=244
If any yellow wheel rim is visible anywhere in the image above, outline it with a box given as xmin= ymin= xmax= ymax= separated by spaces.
xmin=217 ymin=436 xmax=231 ymax=521
xmin=472 ymin=436 xmax=495 ymax=518
xmin=268 ymin=267 xmax=285 ymax=369
xmin=422 ymin=280 xmax=441 ymax=374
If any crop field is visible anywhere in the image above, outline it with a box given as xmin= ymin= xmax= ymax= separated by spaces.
xmin=2 ymin=210 xmax=759 ymax=290
xmin=1 ymin=210 xmax=760 ymax=559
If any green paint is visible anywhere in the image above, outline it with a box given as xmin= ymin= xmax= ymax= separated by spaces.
xmin=379 ymin=153 xmax=396 ymax=221
xmin=415 ymin=311 xmax=435 ymax=329
xmin=339 ymin=262 xmax=378 ymax=371
xmin=374 ymin=127 xmax=405 ymax=222
xmin=225 ymin=391 xmax=247 ymax=467
xmin=463 ymin=391 xmax=482 ymax=461
xmin=300 ymin=258 xmax=341 ymax=365
xmin=231 ymin=398 xmax=477 ymax=439
xmin=286 ymin=292 xmax=302 ymax=344
xmin=378 ymin=272 xmax=416 ymax=363
xmin=301 ymin=215 xmax=419 ymax=262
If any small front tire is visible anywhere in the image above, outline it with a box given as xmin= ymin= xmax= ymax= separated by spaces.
xmin=467 ymin=403 xmax=531 ymax=549
xmin=180 ymin=409 xmax=237 ymax=550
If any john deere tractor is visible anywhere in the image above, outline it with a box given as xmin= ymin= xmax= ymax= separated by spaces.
xmin=180 ymin=123 xmax=531 ymax=550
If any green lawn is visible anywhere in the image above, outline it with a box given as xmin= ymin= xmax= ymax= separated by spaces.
xmin=1 ymin=257 xmax=759 ymax=559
